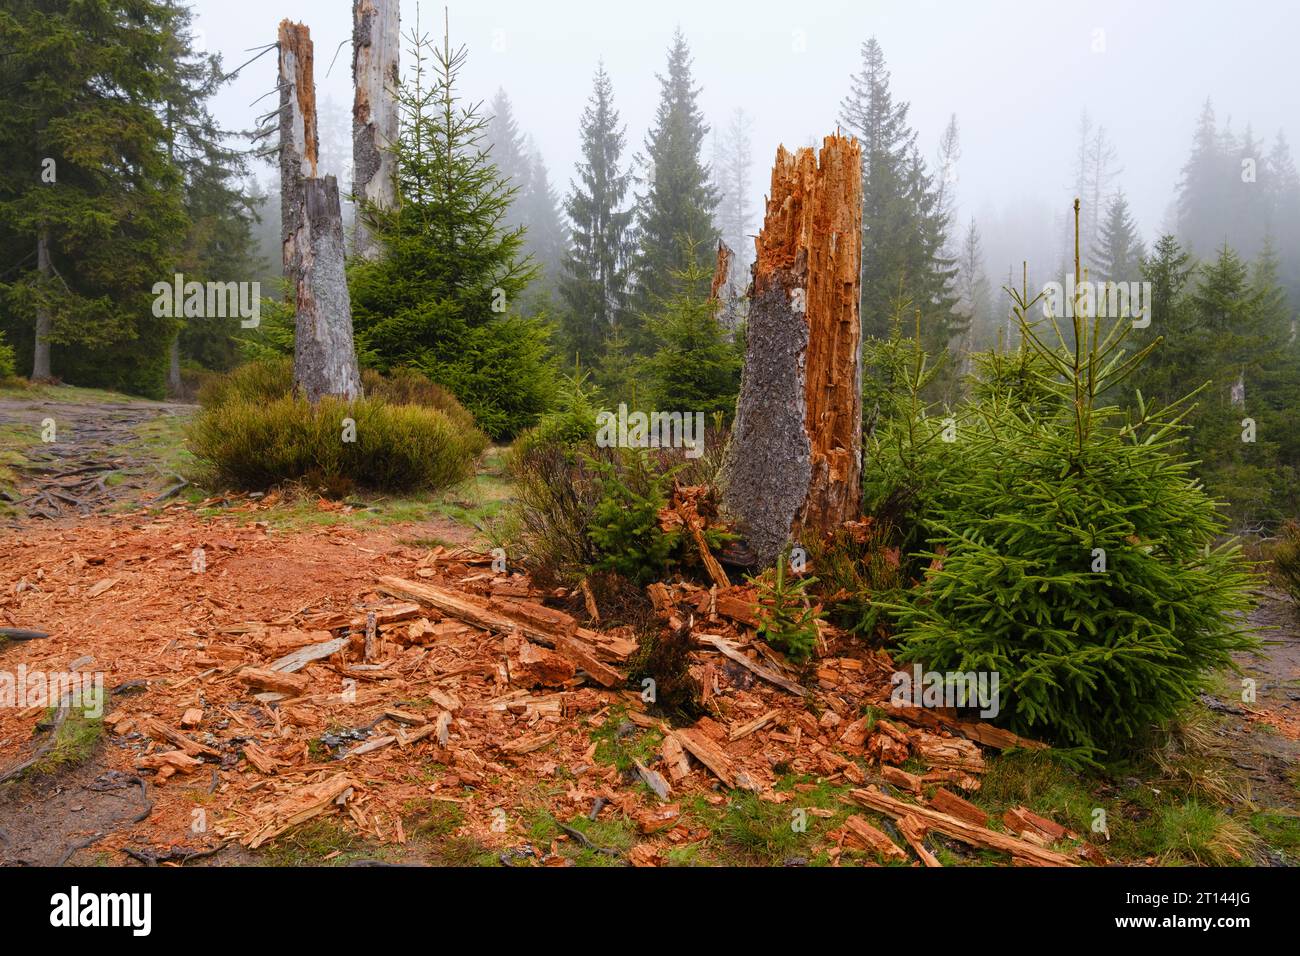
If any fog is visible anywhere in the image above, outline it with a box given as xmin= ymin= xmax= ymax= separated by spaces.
xmin=193 ymin=0 xmax=1299 ymax=275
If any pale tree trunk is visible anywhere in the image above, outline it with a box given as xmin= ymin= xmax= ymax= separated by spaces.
xmin=279 ymin=20 xmax=362 ymax=402
xmin=351 ymin=0 xmax=399 ymax=260
xmin=279 ymin=20 xmax=318 ymax=282
xmin=292 ymin=176 xmax=363 ymax=403
xmin=721 ymin=134 xmax=864 ymax=565
xmin=167 ymin=336 xmax=182 ymax=396
xmin=32 ymin=226 xmax=53 ymax=380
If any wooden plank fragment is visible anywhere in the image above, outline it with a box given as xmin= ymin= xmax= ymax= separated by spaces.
xmin=634 ymin=759 xmax=671 ymax=800
xmin=689 ymin=524 xmax=731 ymax=589
xmin=897 ymin=814 xmax=942 ymax=867
xmin=377 ymin=576 xmax=623 ymax=687
xmin=244 ymin=773 xmax=358 ymax=848
xmin=882 ymin=702 xmax=1048 ymax=751
xmin=242 ymin=741 xmax=283 ymax=775
xmin=850 ymin=786 xmax=1077 ymax=867
xmin=928 ymin=788 xmax=989 ymax=828
xmin=729 ymin=709 xmax=780 ymax=741
xmin=697 ymin=635 xmax=806 ymax=697
xmin=839 ymin=815 xmax=908 ymax=862
xmin=880 ymin=765 xmax=923 ymax=794
xmin=239 ymin=667 xmax=309 ymax=697
xmin=140 ymin=717 xmax=219 ymax=758
xmin=268 ymin=637 xmax=348 ymax=674
xmin=714 ymin=593 xmax=758 ymax=628
xmin=672 ymin=727 xmax=751 ymax=790
xmin=661 ymin=735 xmax=691 ymax=782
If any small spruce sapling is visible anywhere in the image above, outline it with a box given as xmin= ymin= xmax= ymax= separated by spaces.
xmin=751 ymin=551 xmax=823 ymax=663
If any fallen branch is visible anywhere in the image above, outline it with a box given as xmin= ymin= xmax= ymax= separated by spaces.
xmin=850 ymin=786 xmax=1076 ymax=867
xmin=696 ymin=634 xmax=806 ymax=697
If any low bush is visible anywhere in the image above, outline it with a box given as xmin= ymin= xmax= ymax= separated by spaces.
xmin=1271 ymin=520 xmax=1300 ymax=605
xmin=809 ymin=518 xmax=905 ymax=641
xmin=504 ymin=382 xmax=726 ymax=589
xmin=751 ymin=552 xmax=823 ymax=663
xmin=361 ymin=366 xmax=478 ymax=433
xmin=628 ymin=617 xmax=703 ymax=718
xmin=0 ymin=331 xmax=16 ymax=380
xmin=188 ymin=360 xmax=487 ymax=494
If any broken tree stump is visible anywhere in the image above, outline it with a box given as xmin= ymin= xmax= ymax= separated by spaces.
xmin=351 ymin=0 xmax=399 ymax=260
xmin=278 ymin=20 xmax=363 ymax=403
xmin=710 ymin=239 xmax=746 ymax=335
xmin=721 ymin=134 xmax=863 ymax=565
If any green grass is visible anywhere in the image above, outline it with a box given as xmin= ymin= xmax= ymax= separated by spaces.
xmin=969 ymin=726 xmax=1263 ymax=866
xmin=523 ymin=807 xmax=638 ymax=866
xmin=0 ymin=381 xmax=158 ymax=404
xmin=192 ymin=448 xmax=514 ymax=542
xmin=1249 ymin=811 xmax=1300 ymax=864
xmin=0 ymin=423 xmax=34 ymax=504
xmin=258 ymin=817 xmax=397 ymax=866
xmin=131 ymin=413 xmax=194 ymax=479
xmin=31 ymin=709 xmax=104 ymax=775
xmin=588 ymin=706 xmax=664 ymax=774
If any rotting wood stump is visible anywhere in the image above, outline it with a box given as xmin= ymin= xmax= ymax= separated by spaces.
xmin=721 ymin=134 xmax=864 ymax=565
xmin=278 ymin=20 xmax=363 ymax=403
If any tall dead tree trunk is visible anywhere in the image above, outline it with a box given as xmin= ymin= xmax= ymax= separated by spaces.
xmin=278 ymin=20 xmax=362 ymax=402
xmin=720 ymin=134 xmax=863 ymax=565
xmin=32 ymin=226 xmax=52 ymax=380
xmin=351 ymin=0 xmax=399 ymax=260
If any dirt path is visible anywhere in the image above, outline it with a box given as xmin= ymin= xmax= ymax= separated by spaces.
xmin=0 ymin=397 xmax=194 ymax=522
xmin=1218 ymin=589 xmax=1300 ymax=812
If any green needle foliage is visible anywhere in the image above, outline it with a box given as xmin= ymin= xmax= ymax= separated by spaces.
xmin=752 ymin=552 xmax=823 ymax=663
xmin=347 ymin=15 xmax=556 ymax=440
xmin=586 ymin=449 xmax=679 ymax=585
xmin=890 ymin=223 xmax=1259 ymax=753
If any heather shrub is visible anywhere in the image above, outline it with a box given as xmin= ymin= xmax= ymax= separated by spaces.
xmin=1271 ymin=521 xmax=1300 ymax=605
xmin=187 ymin=360 xmax=487 ymax=494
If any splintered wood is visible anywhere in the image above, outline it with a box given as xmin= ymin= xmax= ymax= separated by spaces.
xmin=722 ymin=133 xmax=864 ymax=564
xmin=1 ymin=512 xmax=1097 ymax=869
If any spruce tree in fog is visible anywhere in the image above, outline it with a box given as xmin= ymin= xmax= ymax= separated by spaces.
xmin=560 ymin=64 xmax=635 ymax=365
xmin=632 ymin=29 xmax=718 ymax=342
xmin=839 ymin=37 xmax=955 ymax=348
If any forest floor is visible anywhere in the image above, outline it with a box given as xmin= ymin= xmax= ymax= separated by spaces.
xmin=0 ymin=383 xmax=1297 ymax=867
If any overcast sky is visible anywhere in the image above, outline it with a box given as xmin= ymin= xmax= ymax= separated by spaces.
xmin=194 ymin=0 xmax=1300 ymax=254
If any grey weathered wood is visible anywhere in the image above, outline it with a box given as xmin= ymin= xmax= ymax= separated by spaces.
xmin=268 ymin=636 xmax=349 ymax=674
xmin=278 ymin=20 xmax=317 ymax=282
xmin=291 ymin=176 xmax=364 ymax=402
xmin=278 ymin=20 xmax=363 ymax=403
xmin=351 ymin=0 xmax=399 ymax=260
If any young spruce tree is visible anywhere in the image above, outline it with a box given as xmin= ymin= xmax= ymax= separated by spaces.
xmin=348 ymin=16 xmax=556 ymax=439
xmin=890 ymin=205 xmax=1258 ymax=753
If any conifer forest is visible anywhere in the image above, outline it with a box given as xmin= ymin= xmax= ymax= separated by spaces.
xmin=0 ymin=0 xmax=1296 ymax=931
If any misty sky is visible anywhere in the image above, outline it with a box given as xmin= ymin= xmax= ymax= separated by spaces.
xmin=194 ymin=0 xmax=1299 ymax=268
